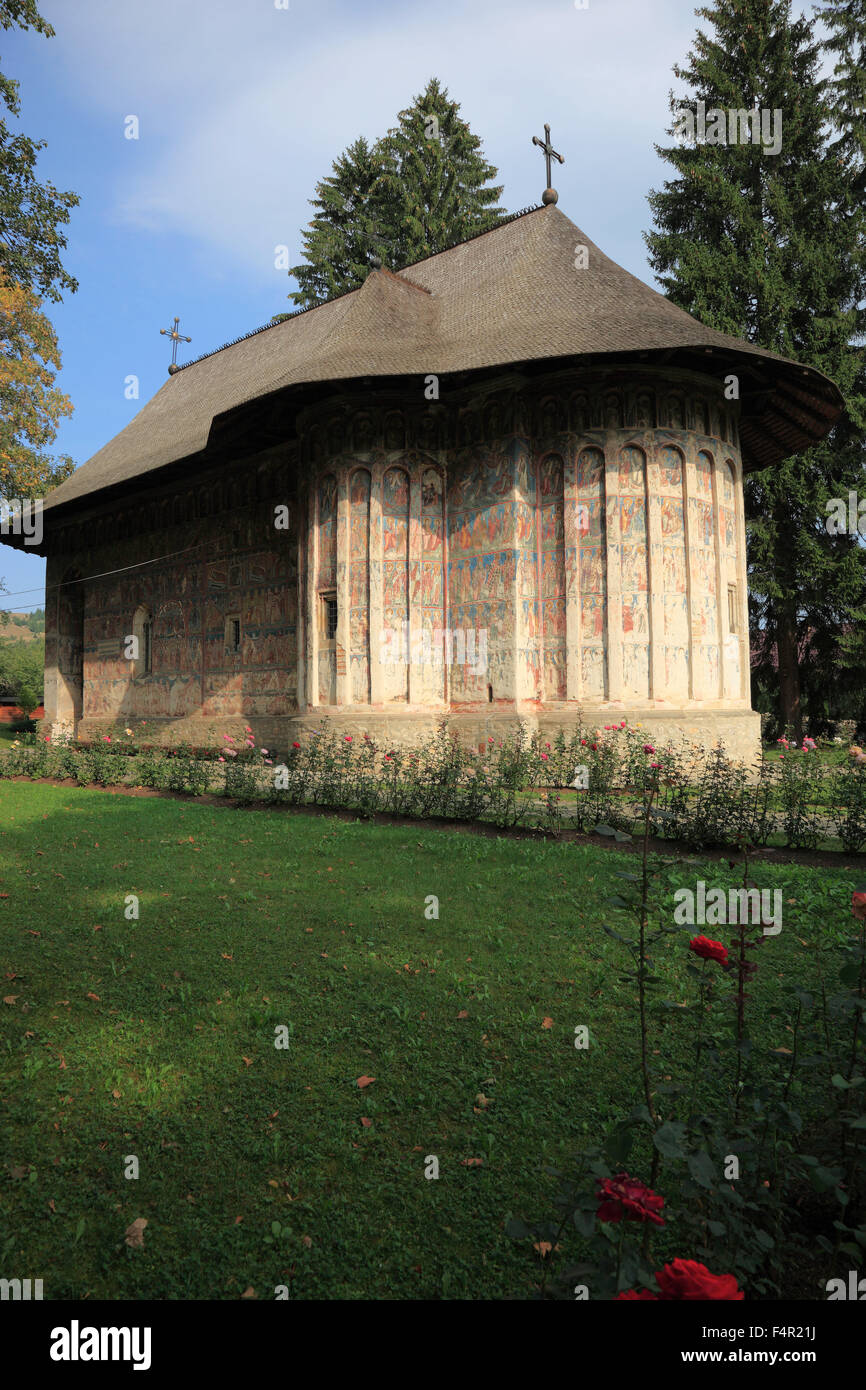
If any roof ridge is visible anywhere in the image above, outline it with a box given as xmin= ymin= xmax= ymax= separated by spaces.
xmin=176 ymin=204 xmax=543 ymax=373
xmin=375 ymin=266 xmax=431 ymax=295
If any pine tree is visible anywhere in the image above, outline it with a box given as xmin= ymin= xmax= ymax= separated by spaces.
xmin=283 ymin=79 xmax=506 ymax=311
xmin=645 ymin=0 xmax=866 ymax=738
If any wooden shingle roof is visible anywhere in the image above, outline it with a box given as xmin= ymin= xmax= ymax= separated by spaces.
xmin=42 ymin=204 xmax=843 ymax=515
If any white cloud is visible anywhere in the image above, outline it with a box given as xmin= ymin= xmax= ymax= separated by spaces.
xmin=40 ymin=0 xmax=738 ymax=286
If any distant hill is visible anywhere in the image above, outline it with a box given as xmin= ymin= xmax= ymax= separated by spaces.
xmin=0 ymin=611 xmax=45 ymax=643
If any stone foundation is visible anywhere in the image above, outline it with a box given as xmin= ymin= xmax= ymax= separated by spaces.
xmin=69 ymin=705 xmax=761 ymax=767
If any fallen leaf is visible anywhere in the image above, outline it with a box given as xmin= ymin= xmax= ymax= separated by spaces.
xmin=360 ymin=1117 xmax=372 ymax=1128
xmin=457 ymin=1010 xmax=469 ymax=1020
xmin=541 ymin=1017 xmax=554 ymax=1029
xmin=86 ymin=992 xmax=100 ymax=1002
xmin=242 ymin=1056 xmax=254 ymax=1067
xmin=2 ymin=995 xmax=19 ymax=1005
xmin=124 ymin=1217 xmax=148 ymax=1248
xmin=240 ymin=1286 xmax=257 ymax=1299
xmin=460 ymin=1157 xmax=484 ymax=1167
xmin=356 ymin=1075 xmax=375 ymax=1088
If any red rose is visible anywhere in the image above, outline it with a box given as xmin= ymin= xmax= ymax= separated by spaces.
xmin=615 ymin=1288 xmax=658 ymax=1300
xmin=689 ymin=935 xmax=729 ymax=966
xmin=655 ymin=1259 xmax=744 ymax=1300
xmin=597 ymin=1172 xmax=665 ymax=1227
xmin=292 ymin=741 xmax=300 ymax=748
xmin=852 ymin=890 xmax=866 ymax=922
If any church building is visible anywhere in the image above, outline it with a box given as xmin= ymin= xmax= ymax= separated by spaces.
xmin=17 ymin=201 xmax=842 ymax=761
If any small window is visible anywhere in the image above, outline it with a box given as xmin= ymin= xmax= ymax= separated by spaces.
xmin=132 ymin=605 xmax=152 ymax=677
xmin=728 ymin=584 xmax=738 ymax=634
xmin=225 ymin=615 xmax=242 ymax=654
xmin=321 ymin=593 xmax=338 ymax=641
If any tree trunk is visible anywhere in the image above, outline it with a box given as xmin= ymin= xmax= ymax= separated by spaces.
xmin=776 ymin=602 xmax=802 ymax=740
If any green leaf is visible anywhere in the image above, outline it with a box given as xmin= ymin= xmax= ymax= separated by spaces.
xmin=653 ymin=1121 xmax=687 ymax=1159
xmin=687 ymin=1151 xmax=716 ymax=1189
xmin=572 ymin=1209 xmax=596 ymax=1238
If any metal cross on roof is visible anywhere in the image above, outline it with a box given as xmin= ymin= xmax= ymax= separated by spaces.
xmin=531 ymin=123 xmax=564 ymax=205
xmin=160 ymin=316 xmax=192 ymax=375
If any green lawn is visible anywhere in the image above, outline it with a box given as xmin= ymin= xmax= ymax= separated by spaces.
xmin=0 ymin=780 xmax=858 ymax=1299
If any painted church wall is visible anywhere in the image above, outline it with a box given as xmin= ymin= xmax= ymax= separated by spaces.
xmin=46 ymin=456 xmax=300 ymax=740
xmin=43 ymin=369 xmax=754 ymax=758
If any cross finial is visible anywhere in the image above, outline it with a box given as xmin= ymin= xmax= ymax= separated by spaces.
xmin=160 ymin=315 xmax=192 ymax=374
xmin=531 ymin=122 xmax=564 ymax=205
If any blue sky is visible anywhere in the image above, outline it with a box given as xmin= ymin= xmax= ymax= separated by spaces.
xmin=0 ymin=0 xmax=818 ymax=611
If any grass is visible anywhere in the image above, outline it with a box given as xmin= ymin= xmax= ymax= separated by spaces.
xmin=0 ymin=780 xmax=859 ymax=1299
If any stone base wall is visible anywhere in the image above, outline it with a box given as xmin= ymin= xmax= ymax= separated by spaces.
xmin=67 ymin=704 xmax=761 ymax=768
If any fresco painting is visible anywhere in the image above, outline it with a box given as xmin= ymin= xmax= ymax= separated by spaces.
xmin=63 ymin=378 xmax=754 ymax=747
xmin=664 ymin=644 xmax=689 ymax=692
xmin=616 ymin=448 xmax=650 ymax=697
xmin=576 ymin=447 xmax=607 ymax=695
xmin=382 ymin=467 xmax=410 ymax=702
xmin=317 ymin=473 xmax=337 ymax=591
xmin=349 ymin=469 xmax=370 ymax=703
xmin=539 ymin=455 xmax=566 ymax=697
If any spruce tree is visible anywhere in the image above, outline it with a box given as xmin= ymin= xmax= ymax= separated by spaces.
xmin=283 ymin=137 xmax=386 ymax=313
xmin=283 ymin=79 xmax=506 ymax=311
xmin=374 ymin=77 xmax=505 ymax=268
xmin=813 ymin=0 xmax=866 ymax=729
xmin=645 ymin=0 xmax=866 ymax=738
